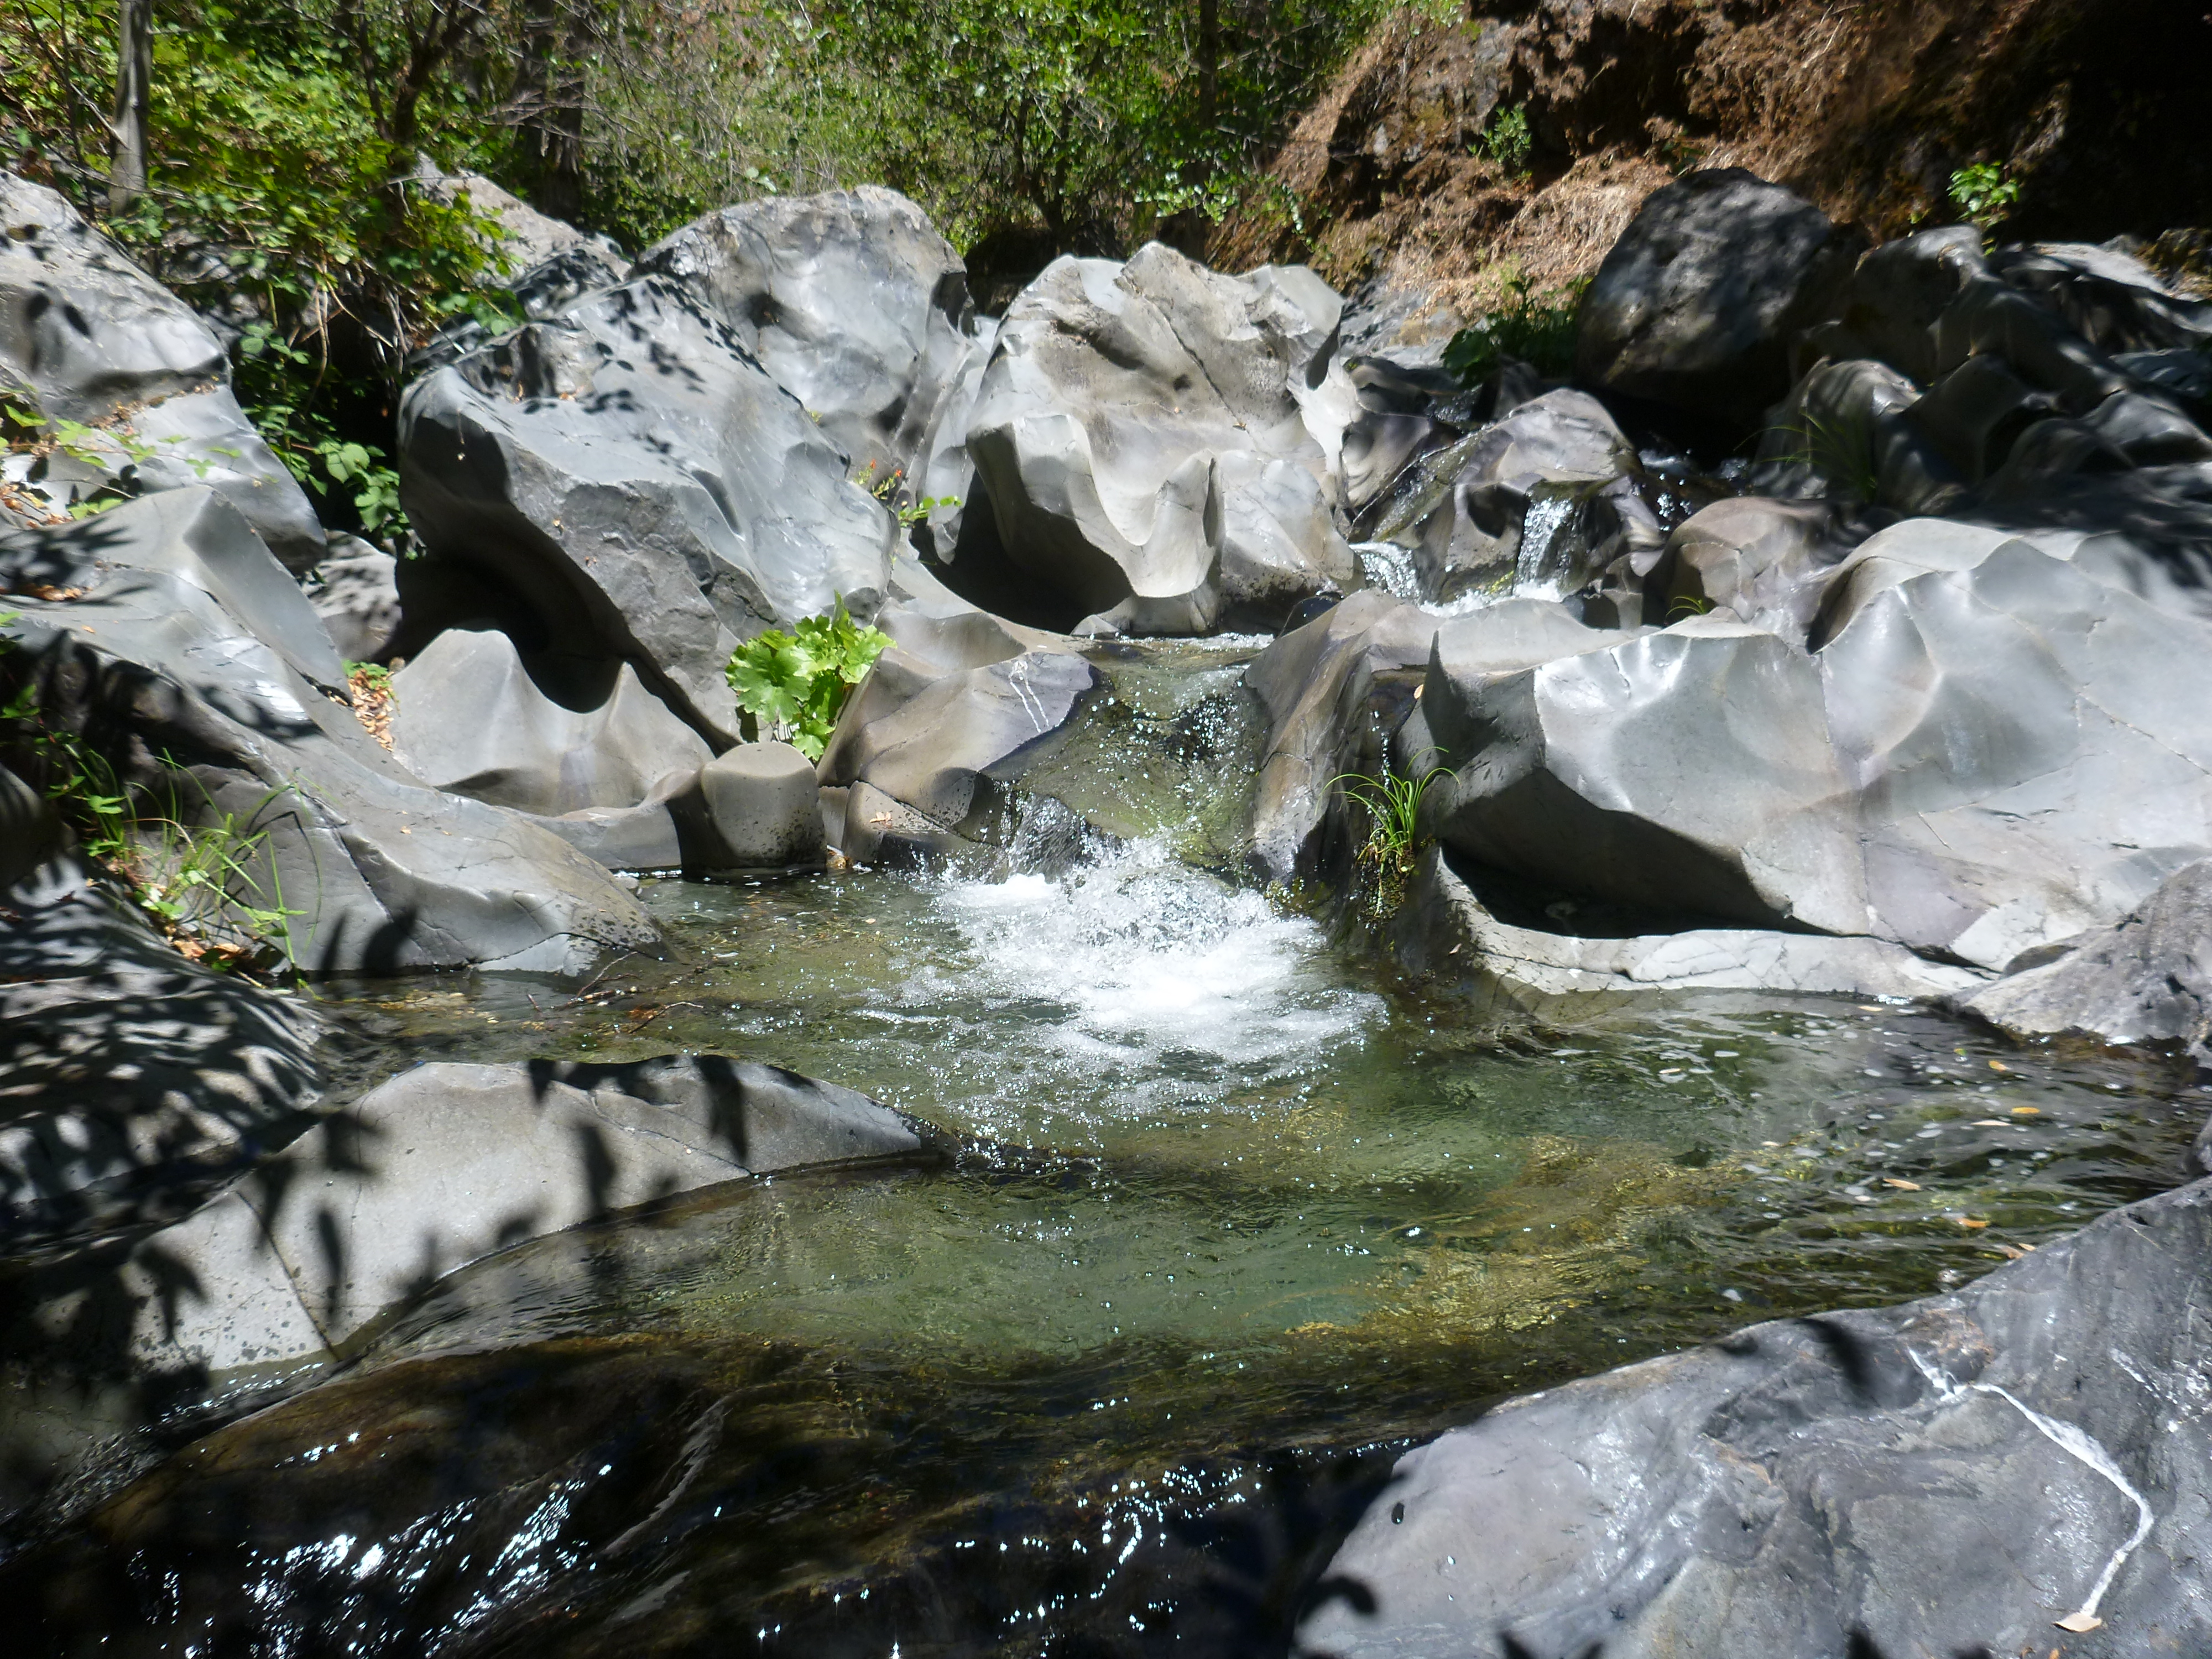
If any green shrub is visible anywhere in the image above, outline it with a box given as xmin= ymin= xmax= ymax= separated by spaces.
xmin=724 ymin=598 xmax=893 ymax=761
xmin=1481 ymin=105 xmax=1531 ymax=175
xmin=1947 ymin=161 xmax=2020 ymax=231
xmin=1442 ymin=274 xmax=1588 ymax=385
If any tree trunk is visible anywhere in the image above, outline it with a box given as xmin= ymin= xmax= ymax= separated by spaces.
xmin=1197 ymin=0 xmax=1219 ymax=149
xmin=516 ymin=0 xmax=586 ymax=224
xmin=108 ymin=0 xmax=152 ymax=212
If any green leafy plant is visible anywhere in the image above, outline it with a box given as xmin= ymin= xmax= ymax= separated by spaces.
xmin=1480 ymin=104 xmax=1531 ymax=175
xmin=1331 ymin=758 xmax=1452 ymax=919
xmin=724 ymin=597 xmax=893 ymax=761
xmin=1766 ymin=404 xmax=1881 ymax=502
xmin=1948 ymin=161 xmax=2020 ymax=231
xmin=1442 ymin=273 xmax=1588 ymax=385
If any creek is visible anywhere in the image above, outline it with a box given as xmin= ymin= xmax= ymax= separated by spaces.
xmin=7 ymin=639 xmax=2204 ymax=1657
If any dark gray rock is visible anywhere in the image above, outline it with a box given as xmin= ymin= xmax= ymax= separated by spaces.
xmin=0 ymin=860 xmax=321 ymax=1258
xmin=1390 ymin=844 xmax=1985 ymax=1019
xmin=387 ymin=626 xmax=709 ymax=815
xmin=1646 ymin=495 xmax=1854 ymax=639
xmin=1301 ymin=1175 xmax=2212 ymax=1658
xmin=300 ymin=536 xmax=400 ymax=663
xmin=1575 ymin=169 xmax=1864 ymax=430
xmin=1987 ymin=240 xmax=2212 ymax=356
xmin=635 ymin=186 xmax=988 ymax=484
xmin=414 ymin=164 xmax=628 ymax=280
xmin=397 ymin=275 xmax=896 ymax=742
xmin=1370 ymin=389 xmax=1642 ymax=603
xmin=696 ymin=740 xmax=822 ymax=868
xmin=0 ymin=1053 xmax=941 ymax=1378
xmin=1905 ymin=351 xmax=2059 ymax=483
xmin=0 ymin=760 xmax=64 ymax=888
xmin=1244 ymin=591 xmax=1441 ymax=883
xmin=1962 ymin=858 xmax=2212 ymax=1063
xmin=818 ymin=556 xmax=1099 ymax=853
xmin=1816 ymin=223 xmax=1988 ymax=384
xmin=1753 ymin=357 xmax=1965 ymax=517
xmin=0 ymin=170 xmax=323 ymax=569
xmin=966 ymin=244 xmax=1359 ymax=634
xmin=0 ymin=488 xmax=659 ymax=972
xmin=1933 ymin=274 xmax=2135 ymax=414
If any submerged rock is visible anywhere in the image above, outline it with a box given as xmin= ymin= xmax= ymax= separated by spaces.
xmin=0 ymin=170 xmax=324 ymax=569
xmin=0 ymin=489 xmax=658 ymax=972
xmin=1301 ymin=1174 xmax=2212 ymax=1657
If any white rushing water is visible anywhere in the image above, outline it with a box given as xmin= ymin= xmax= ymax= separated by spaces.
xmin=903 ymin=833 xmax=1383 ymax=1125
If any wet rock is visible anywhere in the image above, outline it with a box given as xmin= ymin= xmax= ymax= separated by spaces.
xmin=1575 ymin=169 xmax=1864 ymax=430
xmin=1392 ymin=846 xmax=1987 ymax=1016
xmin=635 ymin=186 xmax=989 ymax=485
xmin=0 ymin=862 xmax=321 ymax=1258
xmin=397 ymin=275 xmax=896 ymax=742
xmin=0 ymin=489 xmax=658 ymax=972
xmin=1 ymin=1055 xmax=942 ymax=1380
xmin=818 ymin=556 xmax=1099 ymax=854
xmin=1373 ymin=389 xmax=1641 ymax=603
xmin=1243 ymin=590 xmax=1442 ymax=882
xmin=387 ymin=627 xmax=709 ymax=816
xmin=695 ymin=741 xmax=823 ymax=868
xmin=300 ymin=536 xmax=400 ymax=664
xmin=1301 ymin=1176 xmax=2212 ymax=1658
xmin=966 ymin=243 xmax=1358 ymax=634
xmin=0 ymin=170 xmax=323 ymax=569
xmin=1961 ymin=858 xmax=2212 ymax=1063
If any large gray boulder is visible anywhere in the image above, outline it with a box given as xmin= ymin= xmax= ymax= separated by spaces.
xmin=635 ymin=186 xmax=989 ymax=487
xmin=818 ymin=558 xmax=1099 ymax=860
xmin=1961 ymin=858 xmax=2212 ymax=1063
xmin=388 ymin=627 xmax=710 ymax=815
xmin=1575 ymin=169 xmax=1864 ymax=430
xmin=0 ymin=170 xmax=323 ymax=569
xmin=0 ymin=489 xmax=658 ymax=972
xmin=966 ymin=243 xmax=1359 ymax=633
xmin=1645 ymin=495 xmax=1855 ymax=638
xmin=397 ymin=275 xmax=897 ymax=743
xmin=0 ymin=1053 xmax=942 ymax=1381
xmin=1421 ymin=523 xmax=2212 ymax=969
xmin=0 ymin=860 xmax=320 ymax=1258
xmin=300 ymin=537 xmax=400 ymax=663
xmin=1301 ymin=1175 xmax=2212 ymax=1658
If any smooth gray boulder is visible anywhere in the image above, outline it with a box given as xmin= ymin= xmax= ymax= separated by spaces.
xmin=0 ymin=860 xmax=321 ymax=1257
xmin=1815 ymin=223 xmax=1988 ymax=384
xmin=1370 ymin=389 xmax=1644 ymax=603
xmin=1 ymin=1055 xmax=942 ymax=1378
xmin=1752 ymin=357 xmax=1964 ymax=516
xmin=1575 ymin=169 xmax=1864 ymax=429
xmin=387 ymin=627 xmax=710 ymax=815
xmin=1391 ymin=846 xmax=1986 ymax=1018
xmin=300 ymin=536 xmax=400 ymax=663
xmin=1243 ymin=590 xmax=1439 ymax=883
xmin=397 ymin=274 xmax=897 ymax=742
xmin=0 ymin=489 xmax=659 ymax=973
xmin=966 ymin=243 xmax=1359 ymax=633
xmin=818 ymin=557 xmax=1099 ymax=855
xmin=635 ymin=186 xmax=989 ymax=486
xmin=0 ymin=169 xmax=323 ymax=568
xmin=1961 ymin=858 xmax=2212 ymax=1063
xmin=696 ymin=741 xmax=822 ymax=868
xmin=1301 ymin=1175 xmax=2212 ymax=1658
xmin=1646 ymin=495 xmax=1855 ymax=639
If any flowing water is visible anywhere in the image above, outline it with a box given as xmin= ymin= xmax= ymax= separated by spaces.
xmin=7 ymin=641 xmax=2206 ymax=1657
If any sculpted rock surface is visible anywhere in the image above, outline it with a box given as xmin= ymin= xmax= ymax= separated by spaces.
xmin=388 ymin=627 xmax=710 ymax=815
xmin=398 ymin=275 xmax=896 ymax=742
xmin=966 ymin=243 xmax=1357 ymax=633
xmin=1302 ymin=1176 xmax=2212 ymax=1658
xmin=820 ymin=557 xmax=1099 ymax=859
xmin=1575 ymin=169 xmax=1863 ymax=429
xmin=636 ymin=186 xmax=988 ymax=483
xmin=0 ymin=170 xmax=322 ymax=569
xmin=1647 ymin=495 xmax=1855 ymax=638
xmin=301 ymin=538 xmax=400 ymax=663
xmin=1962 ymin=858 xmax=2212 ymax=1062
xmin=0 ymin=489 xmax=658 ymax=972
xmin=696 ymin=741 xmax=823 ymax=868
xmin=0 ymin=861 xmax=321 ymax=1257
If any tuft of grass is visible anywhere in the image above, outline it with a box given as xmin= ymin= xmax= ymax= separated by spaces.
xmin=1332 ymin=759 xmax=1453 ymax=920
xmin=1442 ymin=273 xmax=1589 ymax=386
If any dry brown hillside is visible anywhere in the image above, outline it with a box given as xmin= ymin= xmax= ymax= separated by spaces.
xmin=1214 ymin=0 xmax=2212 ymax=338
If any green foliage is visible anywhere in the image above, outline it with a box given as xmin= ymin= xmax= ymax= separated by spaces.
xmin=1442 ymin=274 xmax=1588 ymax=385
xmin=1947 ymin=161 xmax=2020 ymax=231
xmin=724 ymin=597 xmax=893 ymax=761
xmin=1480 ymin=104 xmax=1531 ymax=175
xmin=0 ymin=670 xmax=296 ymax=968
xmin=1767 ymin=403 xmax=1881 ymax=502
xmin=1331 ymin=758 xmax=1451 ymax=919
